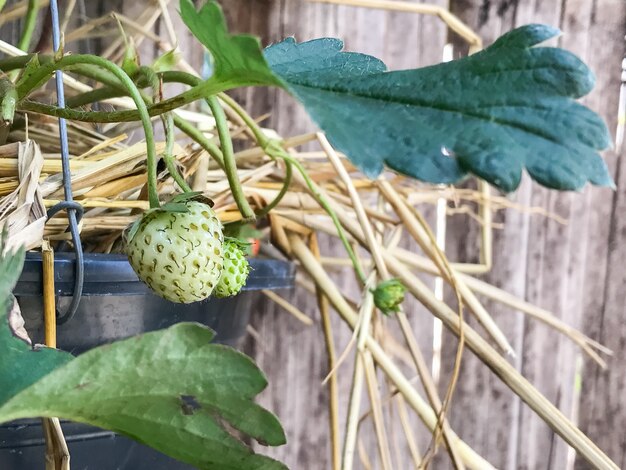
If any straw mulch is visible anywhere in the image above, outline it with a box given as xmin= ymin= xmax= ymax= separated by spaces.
xmin=0 ymin=1 xmax=617 ymax=468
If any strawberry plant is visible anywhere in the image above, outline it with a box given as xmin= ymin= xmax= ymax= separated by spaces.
xmin=126 ymin=195 xmax=225 ymax=303
xmin=0 ymin=233 xmax=286 ymax=470
xmin=0 ymin=0 xmax=615 ymax=468
xmin=215 ymin=239 xmax=251 ymax=298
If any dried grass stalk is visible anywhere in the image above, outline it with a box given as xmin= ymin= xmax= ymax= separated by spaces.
xmin=0 ymin=141 xmax=46 ymax=250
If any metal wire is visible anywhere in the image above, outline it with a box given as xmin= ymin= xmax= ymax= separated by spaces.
xmin=46 ymin=201 xmax=84 ymax=222
xmin=48 ymin=0 xmax=84 ymax=325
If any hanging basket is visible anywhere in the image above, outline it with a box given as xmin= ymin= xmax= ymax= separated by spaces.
xmin=14 ymin=252 xmax=294 ymax=352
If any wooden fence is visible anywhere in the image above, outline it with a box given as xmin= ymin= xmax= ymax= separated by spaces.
xmin=223 ymin=1 xmax=626 ymax=468
xmin=2 ymin=0 xmax=625 ymax=468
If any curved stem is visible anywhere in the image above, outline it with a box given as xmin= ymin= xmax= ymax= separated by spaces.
xmin=0 ymin=55 xmax=119 ymax=88
xmin=22 ymin=54 xmax=160 ymax=208
xmin=65 ymin=87 xmax=126 ymax=108
xmin=172 ymin=115 xmax=225 ymax=170
xmin=256 ymin=159 xmax=293 ymax=219
xmin=280 ymin=149 xmax=367 ymax=284
xmin=207 ymin=96 xmax=255 ymax=222
xmin=225 ymin=159 xmax=294 ymax=229
xmin=35 ymin=72 xmax=229 ymax=177
xmin=18 ymin=73 xmax=248 ymax=123
xmin=161 ymin=112 xmax=192 ymax=193
xmin=55 ymin=71 xmax=222 ymax=194
xmin=218 ymin=92 xmax=269 ymax=147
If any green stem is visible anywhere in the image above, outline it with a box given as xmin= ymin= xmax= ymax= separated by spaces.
xmin=8 ymin=0 xmax=39 ymax=81
xmin=226 ymin=159 xmax=294 ymax=231
xmin=23 ymin=54 xmax=160 ymax=208
xmin=10 ymin=56 xmax=120 ymax=97
xmin=56 ymin=70 xmax=219 ymax=194
xmin=9 ymin=54 xmax=160 ymax=206
xmin=278 ymin=148 xmax=367 ymax=284
xmin=172 ymin=115 xmax=225 ymax=170
xmin=18 ymin=77 xmax=248 ymax=123
xmin=33 ymin=72 xmax=228 ymax=177
xmin=218 ymin=92 xmax=269 ymax=147
xmin=0 ymin=54 xmax=120 ymax=88
xmin=207 ymin=96 xmax=255 ymax=222
xmin=16 ymin=0 xmax=39 ymax=52
xmin=256 ymin=160 xmax=293 ymax=219
xmin=65 ymin=87 xmax=126 ymax=108
xmin=7 ymin=56 xmax=234 ymax=122
xmin=161 ymin=112 xmax=192 ymax=193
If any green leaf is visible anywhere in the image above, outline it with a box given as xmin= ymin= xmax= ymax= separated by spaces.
xmin=0 ymin=233 xmax=73 ymax=405
xmin=0 ymin=233 xmax=285 ymax=469
xmin=0 ymin=323 xmax=287 ymax=470
xmin=179 ymin=0 xmax=282 ymax=87
xmin=152 ymin=48 xmax=181 ymax=74
xmin=15 ymin=55 xmax=52 ymax=98
xmin=264 ymin=25 xmax=613 ymax=192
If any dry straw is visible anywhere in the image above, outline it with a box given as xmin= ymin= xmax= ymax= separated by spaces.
xmin=0 ymin=1 xmax=618 ymax=469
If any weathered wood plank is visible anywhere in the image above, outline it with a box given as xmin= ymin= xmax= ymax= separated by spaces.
xmin=3 ymin=1 xmax=625 ymax=468
xmin=576 ymin=1 xmax=626 ymax=468
xmin=442 ymin=1 xmax=625 ymax=469
xmin=439 ymin=3 xmax=530 ymax=469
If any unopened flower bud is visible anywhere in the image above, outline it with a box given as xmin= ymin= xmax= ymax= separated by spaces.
xmin=372 ymin=278 xmax=406 ymax=315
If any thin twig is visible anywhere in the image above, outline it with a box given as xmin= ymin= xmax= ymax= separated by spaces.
xmin=342 ymin=273 xmax=377 ymax=470
xmin=262 ymin=289 xmax=313 ymax=326
xmin=310 ymin=234 xmax=341 ymax=470
xmin=320 ymin=134 xmax=465 ymax=468
xmin=289 ymin=234 xmax=495 ymax=470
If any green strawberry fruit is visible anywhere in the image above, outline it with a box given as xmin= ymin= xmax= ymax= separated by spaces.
xmin=372 ymin=278 xmax=406 ymax=315
xmin=126 ymin=201 xmax=224 ymax=303
xmin=214 ymin=239 xmax=250 ymax=298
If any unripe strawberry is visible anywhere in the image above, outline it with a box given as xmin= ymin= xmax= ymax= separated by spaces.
xmin=126 ymin=201 xmax=224 ymax=303
xmin=372 ymin=278 xmax=406 ymax=315
xmin=214 ymin=239 xmax=250 ymax=298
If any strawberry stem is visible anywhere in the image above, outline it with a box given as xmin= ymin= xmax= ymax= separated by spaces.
xmin=13 ymin=54 xmax=161 ymax=208
xmin=218 ymin=92 xmax=367 ymax=284
xmin=172 ymin=115 xmax=225 ymax=169
xmin=206 ymin=96 xmax=255 ymax=222
xmin=280 ymin=150 xmax=367 ymax=285
xmin=161 ymin=112 xmax=192 ymax=193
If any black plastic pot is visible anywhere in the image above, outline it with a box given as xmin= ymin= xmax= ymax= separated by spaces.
xmin=1 ymin=252 xmax=294 ymax=470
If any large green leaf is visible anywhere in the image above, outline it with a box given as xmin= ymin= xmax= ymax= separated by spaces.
xmin=179 ymin=0 xmax=282 ymax=87
xmin=0 ymin=236 xmax=72 ymax=405
xmin=0 ymin=322 xmax=287 ymax=470
xmin=264 ymin=25 xmax=613 ymax=192
xmin=0 ymin=232 xmax=286 ymax=469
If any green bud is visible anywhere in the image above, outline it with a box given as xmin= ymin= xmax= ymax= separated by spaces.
xmin=121 ymin=38 xmax=140 ymax=77
xmin=152 ymin=49 xmax=181 ymax=73
xmin=372 ymin=278 xmax=406 ymax=315
xmin=0 ymin=78 xmax=17 ymax=125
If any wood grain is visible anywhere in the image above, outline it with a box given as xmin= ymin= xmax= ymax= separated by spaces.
xmin=2 ymin=0 xmax=624 ymax=468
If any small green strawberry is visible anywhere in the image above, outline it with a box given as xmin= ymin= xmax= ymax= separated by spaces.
xmin=372 ymin=278 xmax=406 ymax=315
xmin=214 ymin=239 xmax=250 ymax=298
xmin=125 ymin=199 xmax=224 ymax=303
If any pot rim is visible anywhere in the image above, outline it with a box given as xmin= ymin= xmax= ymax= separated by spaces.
xmin=15 ymin=252 xmax=295 ymax=296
